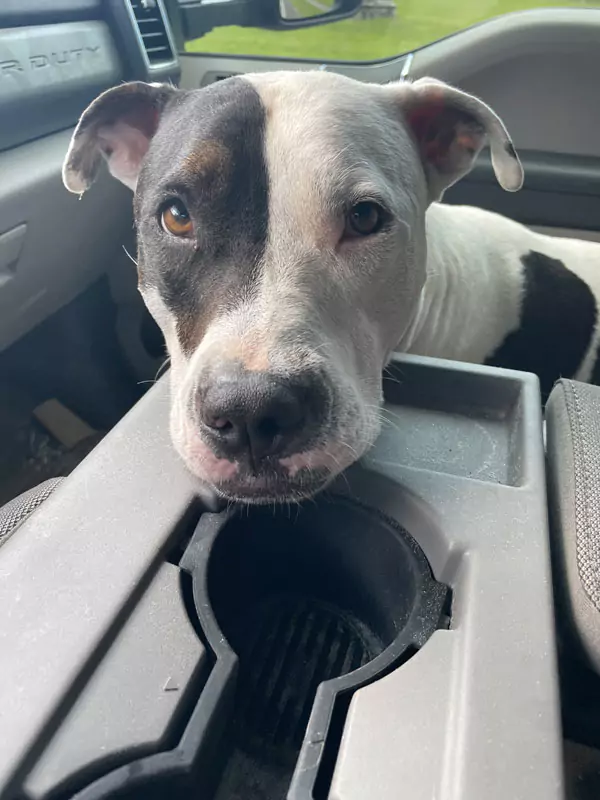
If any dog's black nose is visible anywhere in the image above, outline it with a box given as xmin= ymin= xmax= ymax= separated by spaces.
xmin=199 ymin=368 xmax=324 ymax=463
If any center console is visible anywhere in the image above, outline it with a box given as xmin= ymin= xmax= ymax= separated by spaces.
xmin=0 ymin=354 xmax=563 ymax=800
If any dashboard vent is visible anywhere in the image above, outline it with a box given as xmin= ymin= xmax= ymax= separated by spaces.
xmin=129 ymin=0 xmax=174 ymax=66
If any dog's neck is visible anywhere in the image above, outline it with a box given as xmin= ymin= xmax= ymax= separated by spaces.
xmin=398 ymin=203 xmax=526 ymax=365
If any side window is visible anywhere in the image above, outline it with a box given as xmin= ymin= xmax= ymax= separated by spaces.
xmin=186 ymin=1 xmax=598 ymax=61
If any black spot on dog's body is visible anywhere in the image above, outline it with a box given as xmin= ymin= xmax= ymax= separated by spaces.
xmin=135 ymin=77 xmax=269 ymax=354
xmin=485 ymin=250 xmax=597 ymax=398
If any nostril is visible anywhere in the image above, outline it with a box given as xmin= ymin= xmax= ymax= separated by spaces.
xmin=257 ymin=416 xmax=281 ymax=442
xmin=211 ymin=417 xmax=233 ymax=431
xmin=202 ymin=412 xmax=235 ymax=433
xmin=250 ymin=400 xmax=306 ymax=456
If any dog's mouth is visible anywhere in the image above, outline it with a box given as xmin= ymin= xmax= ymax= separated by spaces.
xmin=173 ymin=421 xmax=345 ymax=503
xmin=211 ymin=467 xmax=332 ymax=504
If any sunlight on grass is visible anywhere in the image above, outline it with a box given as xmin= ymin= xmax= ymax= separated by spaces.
xmin=185 ymin=0 xmax=597 ymax=62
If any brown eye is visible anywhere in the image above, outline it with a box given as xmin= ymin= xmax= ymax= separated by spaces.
xmin=345 ymin=201 xmax=384 ymax=238
xmin=161 ymin=200 xmax=193 ymax=237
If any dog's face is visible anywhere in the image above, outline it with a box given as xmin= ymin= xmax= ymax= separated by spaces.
xmin=63 ymin=72 xmax=521 ymax=502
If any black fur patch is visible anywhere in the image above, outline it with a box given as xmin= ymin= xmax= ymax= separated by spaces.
xmin=485 ymin=250 xmax=597 ymax=398
xmin=135 ymin=77 xmax=269 ymax=354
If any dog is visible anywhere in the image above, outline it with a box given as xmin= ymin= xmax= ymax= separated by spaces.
xmin=63 ymin=71 xmax=600 ymax=503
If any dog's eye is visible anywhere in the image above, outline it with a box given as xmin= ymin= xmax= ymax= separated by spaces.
xmin=345 ymin=202 xmax=384 ymax=238
xmin=161 ymin=200 xmax=193 ymax=237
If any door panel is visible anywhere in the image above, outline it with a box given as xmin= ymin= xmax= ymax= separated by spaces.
xmin=179 ymin=50 xmax=412 ymax=88
xmin=411 ymin=9 xmax=600 ymax=158
xmin=444 ymin=149 xmax=600 ymax=232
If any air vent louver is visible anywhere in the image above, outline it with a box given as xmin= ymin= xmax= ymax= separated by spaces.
xmin=129 ymin=0 xmax=174 ymax=66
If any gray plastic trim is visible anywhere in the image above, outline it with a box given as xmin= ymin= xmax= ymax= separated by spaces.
xmin=411 ymin=8 xmax=600 ymax=84
xmin=0 ymin=22 xmax=122 ymax=151
xmin=0 ymin=377 xmax=199 ymax=794
xmin=328 ymin=355 xmax=562 ymax=800
xmin=25 ymin=563 xmax=207 ymax=799
xmin=0 ymin=1 xmax=101 ymax=25
xmin=106 ymin=0 xmax=181 ymax=84
xmin=445 ymin=150 xmax=600 ymax=231
xmin=180 ymin=51 xmax=411 ymax=89
xmin=121 ymin=0 xmax=178 ymax=73
xmin=0 ymin=128 xmax=134 ymax=352
xmin=465 ymin=150 xmax=600 ymax=197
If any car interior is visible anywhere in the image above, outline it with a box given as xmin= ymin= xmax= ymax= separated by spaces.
xmin=3 ymin=1 xmax=600 ymax=799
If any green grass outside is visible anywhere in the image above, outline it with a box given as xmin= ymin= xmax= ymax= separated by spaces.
xmin=186 ymin=0 xmax=597 ymax=62
xmin=290 ymin=0 xmax=335 ymax=19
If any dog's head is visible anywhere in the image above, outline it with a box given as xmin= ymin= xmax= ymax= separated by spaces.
xmin=63 ymin=72 xmax=521 ymax=502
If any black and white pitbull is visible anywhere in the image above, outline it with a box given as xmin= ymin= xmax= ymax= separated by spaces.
xmin=63 ymin=71 xmax=600 ymax=502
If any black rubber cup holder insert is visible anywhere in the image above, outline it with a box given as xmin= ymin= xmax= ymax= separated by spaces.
xmin=71 ymin=495 xmax=448 ymax=800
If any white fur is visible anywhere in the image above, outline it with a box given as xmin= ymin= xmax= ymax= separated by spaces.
xmin=408 ymin=203 xmax=600 ymax=379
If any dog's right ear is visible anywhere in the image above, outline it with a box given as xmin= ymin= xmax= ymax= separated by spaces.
xmin=63 ymin=81 xmax=178 ymax=195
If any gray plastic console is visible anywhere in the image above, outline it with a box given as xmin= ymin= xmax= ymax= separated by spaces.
xmin=0 ymin=354 xmax=563 ymax=800
xmin=0 ymin=21 xmax=121 ymax=152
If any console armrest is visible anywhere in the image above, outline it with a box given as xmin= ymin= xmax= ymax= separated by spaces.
xmin=547 ymin=378 xmax=600 ymax=673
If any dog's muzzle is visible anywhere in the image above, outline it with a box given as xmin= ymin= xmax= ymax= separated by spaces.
xmin=193 ymin=363 xmax=331 ymax=498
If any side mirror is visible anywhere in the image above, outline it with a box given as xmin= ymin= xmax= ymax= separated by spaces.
xmin=175 ymin=0 xmax=363 ymax=41
xmin=263 ymin=0 xmax=363 ymax=30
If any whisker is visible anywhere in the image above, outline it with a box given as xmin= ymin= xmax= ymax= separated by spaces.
xmin=137 ymin=356 xmax=172 ymax=388
xmin=155 ymin=356 xmax=171 ymax=381
xmin=327 ymin=452 xmax=352 ymax=493
xmin=122 ymin=245 xmax=138 ymax=266
xmin=338 ymin=440 xmax=360 ymax=460
xmin=382 ymin=370 xmax=405 ymax=386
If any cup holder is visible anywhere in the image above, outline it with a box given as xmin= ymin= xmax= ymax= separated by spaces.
xmin=70 ymin=496 xmax=448 ymax=800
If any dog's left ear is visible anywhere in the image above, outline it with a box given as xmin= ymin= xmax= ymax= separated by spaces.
xmin=393 ymin=77 xmax=523 ymax=202
xmin=63 ymin=81 xmax=178 ymax=194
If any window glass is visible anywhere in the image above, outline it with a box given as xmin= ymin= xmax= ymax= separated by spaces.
xmin=185 ymin=1 xmax=597 ymax=62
